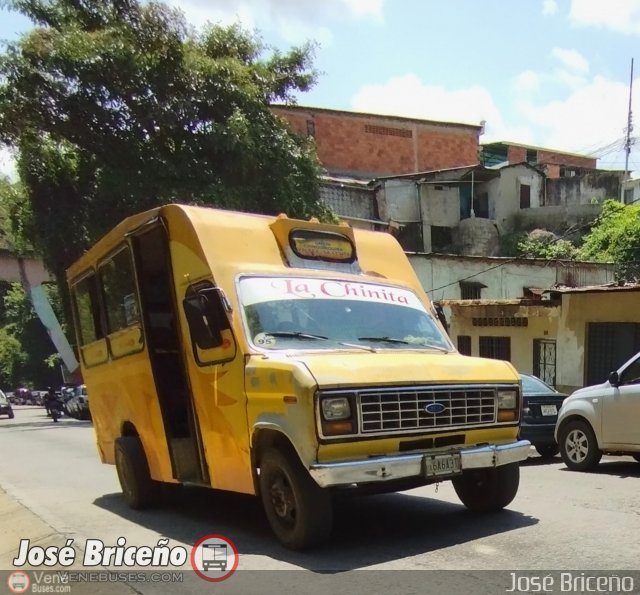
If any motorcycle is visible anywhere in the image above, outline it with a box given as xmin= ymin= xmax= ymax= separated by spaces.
xmin=49 ymin=397 xmax=64 ymax=422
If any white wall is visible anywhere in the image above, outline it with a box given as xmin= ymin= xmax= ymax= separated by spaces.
xmin=489 ymin=165 xmax=545 ymax=233
xmin=408 ymin=253 xmax=614 ymax=301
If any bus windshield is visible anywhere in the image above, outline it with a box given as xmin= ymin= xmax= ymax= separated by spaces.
xmin=238 ymin=276 xmax=452 ymax=352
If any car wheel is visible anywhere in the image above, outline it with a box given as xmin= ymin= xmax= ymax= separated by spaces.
xmin=114 ymin=436 xmax=161 ymax=509
xmin=259 ymin=447 xmax=332 ymax=550
xmin=559 ymin=420 xmax=602 ymax=471
xmin=7 ymin=409 xmax=14 ymax=419
xmin=452 ymin=463 xmax=520 ymax=512
xmin=534 ymin=443 xmax=559 ymax=459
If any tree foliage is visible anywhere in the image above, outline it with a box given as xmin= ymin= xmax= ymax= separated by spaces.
xmin=0 ymin=0 xmax=331 ymax=331
xmin=0 ymin=280 xmax=61 ymax=389
xmin=0 ymin=0 xmax=330 ymax=344
xmin=578 ymin=200 xmax=640 ymax=262
xmin=516 ymin=229 xmax=579 ymax=260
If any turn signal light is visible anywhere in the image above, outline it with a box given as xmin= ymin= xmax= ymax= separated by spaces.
xmin=323 ymin=420 xmax=354 ymax=435
xmin=497 ymin=410 xmax=517 ymax=422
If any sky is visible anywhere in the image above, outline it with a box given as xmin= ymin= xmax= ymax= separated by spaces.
xmin=2 ymin=0 xmax=640 ymax=177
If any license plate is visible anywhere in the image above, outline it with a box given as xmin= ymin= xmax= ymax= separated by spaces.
xmin=541 ymin=404 xmax=557 ymax=416
xmin=424 ymin=453 xmax=462 ymax=477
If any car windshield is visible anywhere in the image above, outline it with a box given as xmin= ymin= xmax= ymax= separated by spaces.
xmin=520 ymin=374 xmax=557 ymax=395
xmin=0 ymin=391 xmax=6 ymax=405
xmin=239 ymin=276 xmax=452 ymax=352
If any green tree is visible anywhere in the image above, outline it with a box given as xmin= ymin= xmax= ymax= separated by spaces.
xmin=516 ymin=229 xmax=579 ymax=260
xmin=0 ymin=0 xmax=330 ymax=324
xmin=578 ymin=199 xmax=640 ymax=263
xmin=0 ymin=281 xmax=61 ymax=388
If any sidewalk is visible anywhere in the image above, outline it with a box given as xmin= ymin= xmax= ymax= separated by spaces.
xmin=0 ymin=485 xmax=137 ymax=594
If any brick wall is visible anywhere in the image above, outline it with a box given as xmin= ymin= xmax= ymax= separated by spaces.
xmin=537 ymin=150 xmax=596 ymax=169
xmin=272 ymin=106 xmax=480 ymax=177
xmin=507 ymin=146 xmax=527 ymax=163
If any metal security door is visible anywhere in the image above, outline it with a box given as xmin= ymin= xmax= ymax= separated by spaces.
xmin=533 ymin=339 xmax=556 ymax=386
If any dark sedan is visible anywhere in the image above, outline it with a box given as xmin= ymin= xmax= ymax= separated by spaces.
xmin=519 ymin=373 xmax=568 ymax=459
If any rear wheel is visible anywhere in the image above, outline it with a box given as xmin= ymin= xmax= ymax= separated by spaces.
xmin=559 ymin=420 xmax=602 ymax=471
xmin=535 ymin=443 xmax=559 ymax=459
xmin=115 ymin=436 xmax=161 ymax=509
xmin=259 ymin=448 xmax=332 ymax=550
xmin=452 ymin=463 xmax=520 ymax=512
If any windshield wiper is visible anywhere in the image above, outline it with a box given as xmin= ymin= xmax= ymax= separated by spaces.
xmin=266 ymin=331 xmax=328 ymax=340
xmin=357 ymin=336 xmax=410 ymax=345
xmin=357 ymin=336 xmax=451 ymax=352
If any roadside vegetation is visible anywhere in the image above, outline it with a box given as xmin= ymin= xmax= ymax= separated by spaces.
xmin=0 ymin=0 xmax=332 ymax=384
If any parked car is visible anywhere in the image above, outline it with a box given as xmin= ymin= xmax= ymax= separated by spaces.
xmin=64 ymin=385 xmax=90 ymax=420
xmin=519 ymin=373 xmax=568 ymax=459
xmin=556 ymin=351 xmax=640 ymax=471
xmin=0 ymin=389 xmax=15 ymax=419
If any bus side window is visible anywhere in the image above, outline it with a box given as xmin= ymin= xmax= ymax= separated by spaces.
xmin=72 ymin=273 xmax=108 ymax=367
xmin=99 ymin=246 xmax=144 ymax=358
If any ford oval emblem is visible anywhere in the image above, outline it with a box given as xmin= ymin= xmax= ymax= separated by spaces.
xmin=425 ymin=402 xmax=446 ymax=414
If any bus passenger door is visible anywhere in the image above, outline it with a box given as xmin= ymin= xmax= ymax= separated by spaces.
xmin=131 ymin=225 xmax=208 ymax=485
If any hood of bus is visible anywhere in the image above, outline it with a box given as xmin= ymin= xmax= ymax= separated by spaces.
xmin=286 ymin=350 xmax=519 ymax=389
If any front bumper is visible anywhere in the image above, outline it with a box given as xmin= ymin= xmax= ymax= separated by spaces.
xmin=309 ymin=440 xmax=531 ymax=488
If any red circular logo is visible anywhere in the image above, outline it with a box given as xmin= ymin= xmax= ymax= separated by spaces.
xmin=7 ymin=571 xmax=30 ymax=594
xmin=190 ymin=534 xmax=238 ymax=582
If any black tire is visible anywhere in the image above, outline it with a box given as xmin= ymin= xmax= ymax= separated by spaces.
xmin=534 ymin=443 xmax=559 ymax=459
xmin=259 ymin=447 xmax=332 ymax=550
xmin=7 ymin=410 xmax=14 ymax=419
xmin=115 ymin=436 xmax=161 ymax=509
xmin=558 ymin=419 xmax=602 ymax=471
xmin=452 ymin=463 xmax=520 ymax=512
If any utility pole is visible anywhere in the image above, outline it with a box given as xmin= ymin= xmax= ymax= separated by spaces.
xmin=624 ymin=58 xmax=634 ymax=181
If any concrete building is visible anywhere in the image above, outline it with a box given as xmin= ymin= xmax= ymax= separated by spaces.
xmin=440 ymin=284 xmax=640 ymax=394
xmin=0 ymin=248 xmax=50 ymax=286
xmin=366 ymin=163 xmax=624 ymax=254
xmin=481 ymin=141 xmax=597 ymax=178
xmin=410 ymin=253 xmax=615 ymax=301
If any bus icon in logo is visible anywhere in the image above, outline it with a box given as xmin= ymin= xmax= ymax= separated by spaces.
xmin=191 ymin=534 xmax=238 ymax=582
xmin=202 ymin=543 xmax=227 ymax=571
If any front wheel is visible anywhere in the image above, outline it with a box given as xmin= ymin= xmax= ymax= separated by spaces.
xmin=259 ymin=448 xmax=332 ymax=550
xmin=452 ymin=463 xmax=520 ymax=512
xmin=7 ymin=410 xmax=14 ymax=419
xmin=559 ymin=420 xmax=602 ymax=471
xmin=535 ymin=443 xmax=559 ymax=459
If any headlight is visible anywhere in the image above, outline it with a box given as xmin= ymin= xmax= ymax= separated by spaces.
xmin=497 ymin=390 xmax=517 ymax=409
xmin=321 ymin=397 xmax=351 ymax=420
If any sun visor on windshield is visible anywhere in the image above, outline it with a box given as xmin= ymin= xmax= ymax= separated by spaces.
xmin=269 ymin=214 xmax=362 ymax=273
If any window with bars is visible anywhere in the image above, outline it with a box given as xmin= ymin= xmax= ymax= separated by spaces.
xmin=460 ymin=281 xmax=485 ymax=300
xmin=479 ymin=336 xmax=511 ymax=361
xmin=457 ymin=335 xmax=471 ymax=355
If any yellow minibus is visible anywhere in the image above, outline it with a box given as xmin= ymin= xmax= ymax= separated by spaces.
xmin=67 ymin=204 xmax=529 ymax=549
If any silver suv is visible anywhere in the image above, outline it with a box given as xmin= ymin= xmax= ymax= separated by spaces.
xmin=555 ymin=351 xmax=640 ymax=471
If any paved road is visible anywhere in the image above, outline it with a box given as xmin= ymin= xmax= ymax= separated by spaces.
xmin=1 ymin=407 xmax=640 ymax=593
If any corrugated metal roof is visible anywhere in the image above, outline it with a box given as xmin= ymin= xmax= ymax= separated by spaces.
xmin=437 ymin=298 xmax=559 ymax=307
xmin=546 ymin=283 xmax=640 ymax=294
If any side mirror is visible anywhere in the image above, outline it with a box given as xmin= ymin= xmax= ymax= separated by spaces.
xmin=183 ymin=294 xmax=223 ymax=349
xmin=608 ymin=371 xmax=620 ymax=387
